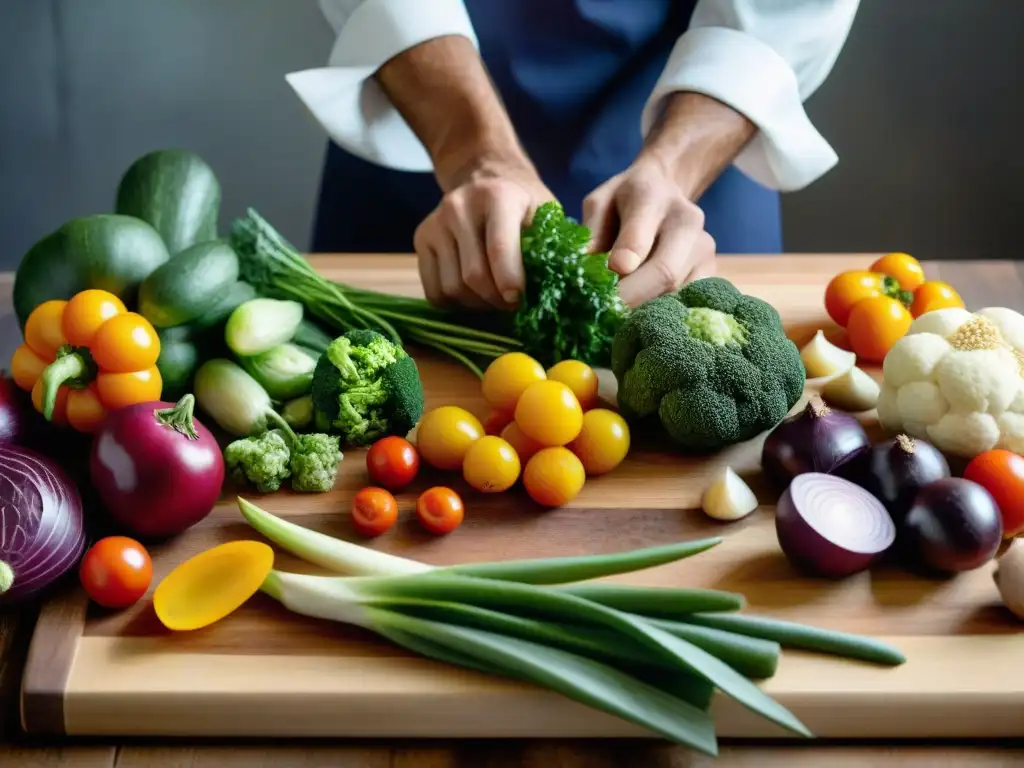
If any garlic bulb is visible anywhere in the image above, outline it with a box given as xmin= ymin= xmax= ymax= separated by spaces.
xmin=702 ymin=467 xmax=759 ymax=522
xmin=821 ymin=366 xmax=881 ymax=412
xmin=994 ymin=542 xmax=1024 ymax=621
xmin=800 ymin=330 xmax=856 ymax=378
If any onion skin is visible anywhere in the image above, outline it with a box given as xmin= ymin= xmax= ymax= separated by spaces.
xmin=90 ymin=396 xmax=224 ymax=540
xmin=901 ymin=478 xmax=1003 ymax=574
xmin=0 ymin=374 xmax=30 ymax=445
xmin=761 ymin=397 xmax=871 ymax=490
xmin=0 ymin=445 xmax=86 ymax=603
xmin=835 ymin=434 xmax=950 ymax=525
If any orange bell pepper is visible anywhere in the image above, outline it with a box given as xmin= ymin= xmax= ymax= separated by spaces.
xmin=10 ymin=289 xmax=163 ymax=432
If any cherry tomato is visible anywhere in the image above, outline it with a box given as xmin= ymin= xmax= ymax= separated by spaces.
xmin=90 ymin=312 xmax=161 ymax=373
xmin=463 ymin=435 xmax=521 ymax=492
xmin=547 ymin=360 xmax=600 ymax=411
xmin=351 ymin=487 xmax=399 ymax=537
xmin=483 ymin=408 xmax=514 ymax=436
xmin=500 ymin=421 xmax=545 ymax=463
xmin=80 ymin=536 xmax=153 ymax=609
xmin=481 ymin=352 xmax=546 ymax=412
xmin=62 ymin=289 xmax=127 ymax=347
xmin=31 ymin=377 xmax=68 ymax=426
xmin=964 ymin=449 xmax=1024 ymax=538
xmin=514 ymin=380 xmax=584 ymax=447
xmin=415 ymin=406 xmax=484 ymax=470
xmin=870 ymin=252 xmax=925 ymax=293
xmin=523 ymin=447 xmax=586 ymax=507
xmin=416 ymin=487 xmax=465 ymax=535
xmin=570 ymin=409 xmax=631 ymax=476
xmin=24 ymin=300 xmax=69 ymax=360
xmin=846 ymin=295 xmax=913 ymax=363
xmin=95 ymin=367 xmax=163 ymax=411
xmin=11 ymin=344 xmax=47 ymax=391
xmin=910 ymin=281 xmax=965 ymax=318
xmin=824 ymin=271 xmax=898 ymax=328
xmin=366 ymin=436 xmax=420 ymax=491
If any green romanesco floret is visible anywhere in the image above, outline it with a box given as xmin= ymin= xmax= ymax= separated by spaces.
xmin=611 ymin=277 xmax=805 ymax=452
xmin=289 ymin=432 xmax=343 ymax=493
xmin=311 ymin=329 xmax=425 ymax=446
xmin=224 ymin=429 xmax=292 ymax=492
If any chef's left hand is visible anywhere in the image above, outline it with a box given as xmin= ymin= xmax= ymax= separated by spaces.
xmin=583 ymin=155 xmax=716 ymax=308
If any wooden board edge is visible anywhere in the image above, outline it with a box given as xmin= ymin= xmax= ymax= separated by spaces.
xmin=19 ymin=585 xmax=89 ymax=735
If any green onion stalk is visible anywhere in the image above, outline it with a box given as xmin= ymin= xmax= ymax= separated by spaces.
xmin=229 ymin=209 xmax=519 ymax=376
xmin=237 ymin=498 xmax=906 ymax=754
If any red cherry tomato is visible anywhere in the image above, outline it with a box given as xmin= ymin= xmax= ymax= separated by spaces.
xmin=366 ymin=436 xmax=420 ymax=491
xmin=80 ymin=536 xmax=153 ymax=609
xmin=351 ymin=487 xmax=399 ymax=537
xmin=964 ymin=449 xmax=1024 ymax=538
xmin=416 ymin=487 xmax=465 ymax=535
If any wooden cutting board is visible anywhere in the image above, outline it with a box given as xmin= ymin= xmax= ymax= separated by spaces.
xmin=19 ymin=255 xmax=1024 ymax=740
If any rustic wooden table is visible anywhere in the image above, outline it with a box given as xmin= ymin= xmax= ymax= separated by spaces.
xmin=2 ymin=256 xmax=1024 ymax=767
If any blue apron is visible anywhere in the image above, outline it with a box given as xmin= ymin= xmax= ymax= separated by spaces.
xmin=312 ymin=0 xmax=782 ymax=254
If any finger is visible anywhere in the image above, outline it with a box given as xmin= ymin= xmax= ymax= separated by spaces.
xmin=617 ymin=221 xmax=700 ymax=308
xmin=607 ymin=196 xmax=666 ymax=276
xmin=486 ymin=201 xmax=528 ymax=306
xmin=414 ymin=222 xmax=445 ymax=306
xmin=582 ymin=190 xmax=617 ymax=255
xmin=454 ymin=208 xmax=506 ymax=308
xmin=685 ymin=231 xmax=717 ymax=283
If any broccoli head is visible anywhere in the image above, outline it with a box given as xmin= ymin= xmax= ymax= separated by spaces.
xmin=611 ymin=277 xmax=805 ymax=452
xmin=224 ymin=429 xmax=291 ymax=492
xmin=290 ymin=432 xmax=343 ymax=493
xmin=311 ymin=329 xmax=424 ymax=446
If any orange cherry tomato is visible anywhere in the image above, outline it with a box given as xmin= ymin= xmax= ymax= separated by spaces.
xmin=824 ymin=271 xmax=904 ymax=328
xmin=66 ymin=386 xmax=107 ymax=433
xmin=846 ymin=295 xmax=913 ymax=363
xmin=351 ymin=487 xmax=399 ymax=537
xmin=910 ymin=281 xmax=965 ymax=318
xmin=547 ymin=360 xmax=600 ymax=411
xmin=416 ymin=487 xmax=465 ymax=535
xmin=90 ymin=312 xmax=161 ymax=373
xmin=570 ymin=409 xmax=631 ymax=476
xmin=523 ymin=447 xmax=586 ymax=507
xmin=870 ymin=252 xmax=925 ymax=293
xmin=10 ymin=344 xmax=47 ymax=391
xmin=95 ymin=367 xmax=163 ymax=411
xmin=61 ymin=289 xmax=127 ymax=347
xmin=80 ymin=536 xmax=153 ymax=609
xmin=366 ymin=436 xmax=420 ymax=491
xmin=483 ymin=408 xmax=515 ymax=436
xmin=463 ymin=435 xmax=521 ymax=492
xmin=964 ymin=449 xmax=1024 ymax=538
xmin=515 ymin=380 xmax=584 ymax=447
xmin=500 ymin=421 xmax=545 ymax=464
xmin=31 ymin=378 xmax=68 ymax=426
xmin=23 ymin=300 xmax=69 ymax=360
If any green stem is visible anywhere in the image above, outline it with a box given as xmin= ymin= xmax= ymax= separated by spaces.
xmin=412 ymin=338 xmax=484 ymax=377
xmin=0 ymin=561 xmax=13 ymax=595
xmin=265 ymin=408 xmax=300 ymax=445
xmin=153 ymin=394 xmax=200 ymax=440
xmin=40 ymin=352 xmax=88 ymax=421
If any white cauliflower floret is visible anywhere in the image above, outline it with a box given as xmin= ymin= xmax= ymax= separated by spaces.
xmin=877 ymin=309 xmax=1024 ymax=458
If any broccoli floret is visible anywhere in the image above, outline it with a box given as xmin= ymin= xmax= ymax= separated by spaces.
xmin=611 ymin=277 xmax=805 ymax=452
xmin=289 ymin=432 xmax=343 ymax=493
xmin=224 ymin=429 xmax=292 ymax=492
xmin=311 ymin=329 xmax=424 ymax=446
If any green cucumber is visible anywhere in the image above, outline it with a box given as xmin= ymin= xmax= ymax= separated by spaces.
xmin=115 ymin=149 xmax=221 ymax=254
xmin=138 ymin=241 xmax=240 ymax=328
xmin=157 ymin=326 xmax=203 ymax=401
xmin=14 ymin=214 xmax=171 ymax=330
xmin=191 ymin=281 xmax=258 ymax=331
xmin=240 ymin=343 xmax=317 ymax=400
xmin=290 ymin=318 xmax=334 ymax=355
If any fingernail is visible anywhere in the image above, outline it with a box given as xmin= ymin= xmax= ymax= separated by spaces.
xmin=502 ymin=290 xmax=520 ymax=305
xmin=611 ymin=250 xmax=641 ymax=274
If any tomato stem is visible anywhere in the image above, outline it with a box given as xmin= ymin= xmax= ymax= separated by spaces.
xmin=0 ymin=560 xmax=13 ymax=594
xmin=40 ymin=347 xmax=94 ymax=421
xmin=153 ymin=394 xmax=200 ymax=440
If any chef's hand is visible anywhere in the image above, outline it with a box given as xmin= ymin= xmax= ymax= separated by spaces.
xmin=584 ymin=155 xmax=716 ymax=308
xmin=414 ymin=160 xmax=554 ymax=310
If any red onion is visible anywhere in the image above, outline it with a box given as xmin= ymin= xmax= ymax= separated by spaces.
xmin=776 ymin=472 xmax=895 ymax=578
xmin=0 ymin=445 xmax=86 ymax=602
xmin=761 ymin=396 xmax=870 ymax=489
xmin=90 ymin=395 xmax=224 ymax=540
xmin=0 ymin=373 xmax=30 ymax=445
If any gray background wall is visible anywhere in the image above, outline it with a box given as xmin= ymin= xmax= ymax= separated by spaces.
xmin=1 ymin=0 xmax=1021 ymax=268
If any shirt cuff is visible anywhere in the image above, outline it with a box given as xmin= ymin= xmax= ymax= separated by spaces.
xmin=642 ymin=26 xmax=839 ymax=192
xmin=286 ymin=0 xmax=477 ymax=173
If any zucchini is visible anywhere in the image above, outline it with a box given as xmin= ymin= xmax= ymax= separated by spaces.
xmin=138 ymin=241 xmax=240 ymax=328
xmin=240 ymin=343 xmax=317 ymax=400
xmin=14 ymin=214 xmax=171 ymax=330
xmin=157 ymin=326 xmax=202 ymax=401
xmin=290 ymin=318 xmax=334 ymax=355
xmin=191 ymin=281 xmax=258 ymax=331
xmin=115 ymin=149 xmax=221 ymax=254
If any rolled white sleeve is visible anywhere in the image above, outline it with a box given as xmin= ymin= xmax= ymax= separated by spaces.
xmin=643 ymin=0 xmax=860 ymax=192
xmin=286 ymin=0 xmax=478 ymax=172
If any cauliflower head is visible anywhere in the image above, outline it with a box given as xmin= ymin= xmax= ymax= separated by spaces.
xmin=877 ymin=306 xmax=1024 ymax=457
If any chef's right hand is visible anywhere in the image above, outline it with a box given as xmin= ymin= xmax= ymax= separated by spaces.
xmin=415 ymin=159 xmax=554 ymax=310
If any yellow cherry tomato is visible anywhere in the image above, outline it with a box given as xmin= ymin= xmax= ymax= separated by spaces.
xmin=154 ymin=540 xmax=275 ymax=631
xmin=523 ymin=447 xmax=586 ymax=507
xmin=910 ymin=280 xmax=965 ymax=318
xmin=66 ymin=386 xmax=107 ymax=433
xmin=31 ymin=378 xmax=68 ymax=426
xmin=500 ymin=421 xmax=545 ymax=463
xmin=870 ymin=252 xmax=925 ymax=292
xmin=24 ymin=300 xmax=69 ymax=360
xmin=90 ymin=312 xmax=161 ymax=373
xmin=415 ymin=405 xmax=484 ymax=471
xmin=462 ymin=435 xmax=521 ymax=493
xmin=514 ymin=380 xmax=583 ymax=447
xmin=547 ymin=360 xmax=600 ymax=411
xmin=481 ymin=352 xmax=547 ymax=412
xmin=10 ymin=344 xmax=47 ymax=391
xmin=570 ymin=409 xmax=631 ymax=476
xmin=95 ymin=367 xmax=163 ymax=411
xmin=61 ymin=289 xmax=127 ymax=347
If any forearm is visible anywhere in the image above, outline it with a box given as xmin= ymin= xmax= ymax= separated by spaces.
xmin=639 ymin=92 xmax=756 ymax=200
xmin=375 ymin=36 xmax=529 ymax=191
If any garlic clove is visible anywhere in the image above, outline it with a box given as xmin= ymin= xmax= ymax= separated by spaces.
xmin=702 ymin=467 xmax=759 ymax=522
xmin=800 ymin=330 xmax=856 ymax=379
xmin=993 ymin=541 xmax=1024 ymax=621
xmin=821 ymin=366 xmax=881 ymax=412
